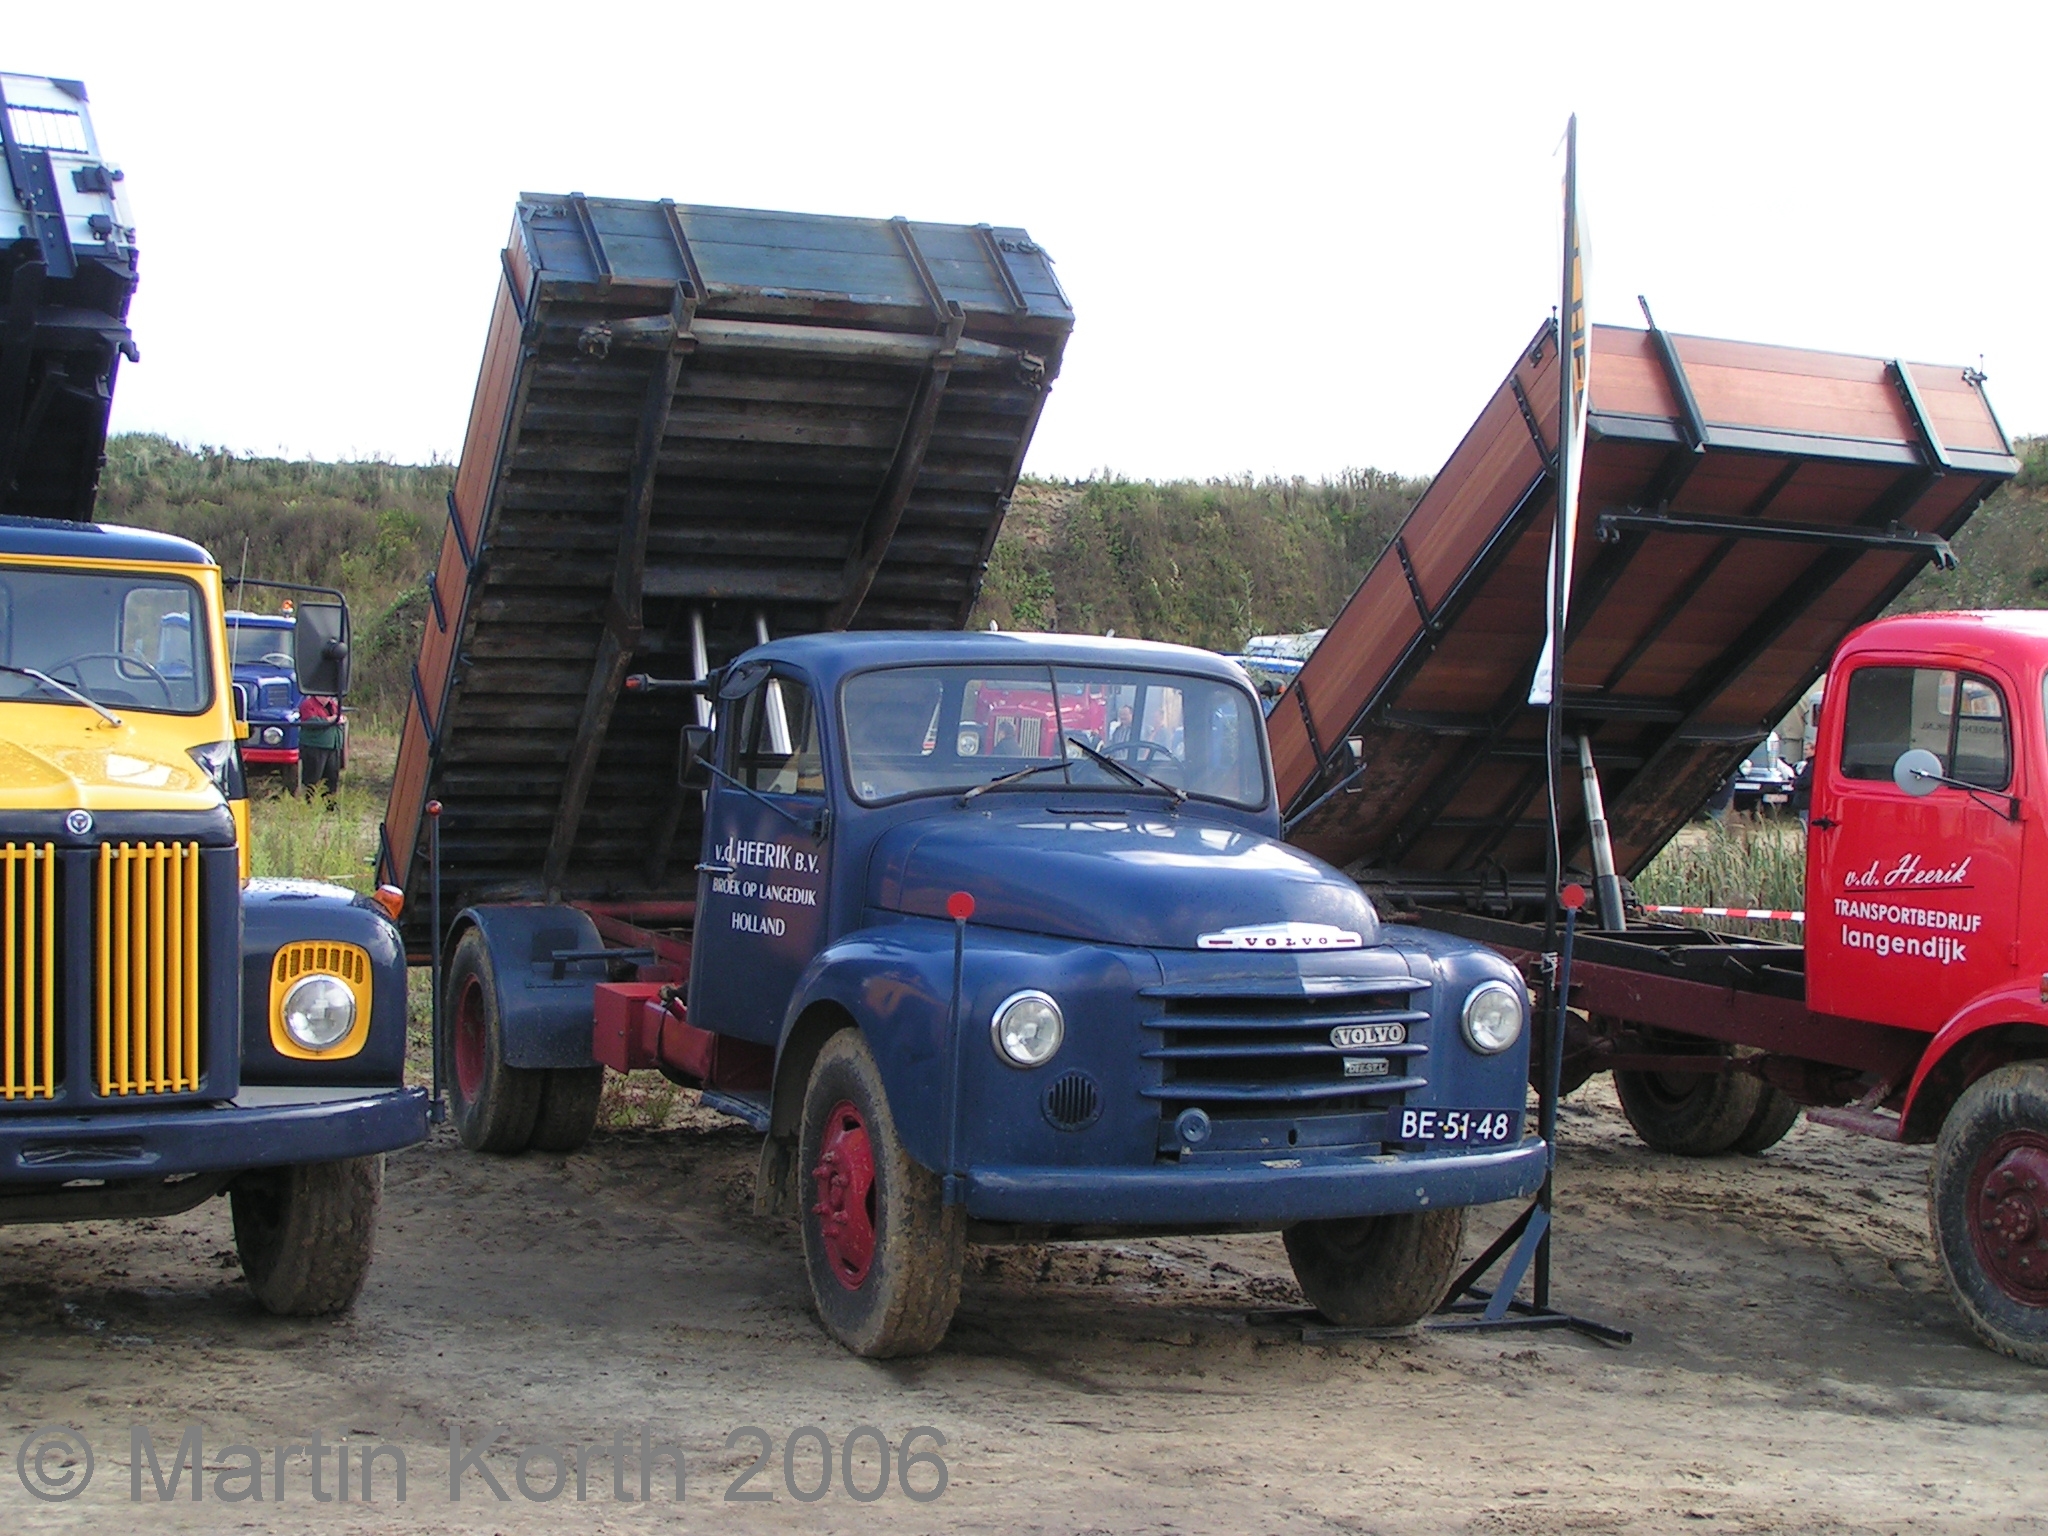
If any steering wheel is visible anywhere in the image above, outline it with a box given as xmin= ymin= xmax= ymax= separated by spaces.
xmin=260 ymin=651 xmax=293 ymax=667
xmin=1107 ymin=738 xmax=1177 ymax=765
xmin=49 ymin=652 xmax=175 ymax=708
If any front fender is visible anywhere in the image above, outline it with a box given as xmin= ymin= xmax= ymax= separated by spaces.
xmin=780 ymin=925 xmax=958 ymax=1173
xmin=1900 ymin=983 xmax=2048 ymax=1139
xmin=240 ymin=880 xmax=409 ymax=1086
xmin=779 ymin=917 xmax=1163 ymax=1178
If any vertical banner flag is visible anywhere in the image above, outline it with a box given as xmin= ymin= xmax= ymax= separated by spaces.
xmin=1530 ymin=116 xmax=1589 ymax=707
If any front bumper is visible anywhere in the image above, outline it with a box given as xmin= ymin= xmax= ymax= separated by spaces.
xmin=965 ymin=1135 xmax=1547 ymax=1227
xmin=0 ymin=1085 xmax=429 ymax=1185
xmin=240 ymin=745 xmax=299 ymax=766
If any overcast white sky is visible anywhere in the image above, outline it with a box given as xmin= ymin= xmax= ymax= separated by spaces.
xmin=9 ymin=1 xmax=2045 ymax=480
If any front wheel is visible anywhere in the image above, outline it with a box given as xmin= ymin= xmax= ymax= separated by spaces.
xmin=230 ymin=1156 xmax=382 ymax=1316
xmin=1283 ymin=1208 xmax=1467 ymax=1328
xmin=1930 ymin=1062 xmax=2048 ymax=1365
xmin=797 ymin=1030 xmax=964 ymax=1357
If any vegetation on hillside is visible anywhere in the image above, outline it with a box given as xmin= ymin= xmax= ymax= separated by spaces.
xmin=98 ymin=435 xmax=447 ymax=724
xmin=94 ymin=431 xmax=2045 ymax=728
xmin=969 ymin=470 xmax=1428 ymax=649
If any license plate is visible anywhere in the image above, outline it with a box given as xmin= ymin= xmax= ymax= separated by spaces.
xmin=1342 ymin=1056 xmax=1391 ymax=1078
xmin=1763 ymin=793 xmax=1789 ymax=804
xmin=1395 ymin=1108 xmax=1517 ymax=1146
xmin=1330 ymin=1022 xmax=1407 ymax=1049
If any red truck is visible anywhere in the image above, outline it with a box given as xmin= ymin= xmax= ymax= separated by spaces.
xmin=1272 ymin=317 xmax=2048 ymax=1363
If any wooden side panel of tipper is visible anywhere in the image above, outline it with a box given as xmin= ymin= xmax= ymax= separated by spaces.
xmin=380 ymin=198 xmax=1073 ymax=946
xmin=1275 ymin=322 xmax=2018 ymax=902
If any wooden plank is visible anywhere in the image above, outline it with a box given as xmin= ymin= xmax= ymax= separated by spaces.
xmin=541 ymin=289 xmax=693 ymax=896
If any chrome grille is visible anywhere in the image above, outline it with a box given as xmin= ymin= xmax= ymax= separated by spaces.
xmin=1142 ymin=979 xmax=1429 ymax=1118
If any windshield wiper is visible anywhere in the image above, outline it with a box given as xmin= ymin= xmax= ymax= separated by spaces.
xmin=959 ymin=760 xmax=1073 ymax=802
xmin=0 ymin=665 xmax=122 ymax=727
xmin=1068 ymin=736 xmax=1188 ymax=807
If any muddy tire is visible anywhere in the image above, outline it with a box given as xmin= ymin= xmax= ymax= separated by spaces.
xmin=529 ymin=1066 xmax=604 ymax=1153
xmin=797 ymin=1029 xmax=964 ymax=1357
xmin=231 ymin=1157 xmax=382 ymax=1316
xmin=445 ymin=929 xmax=542 ymax=1153
xmin=1732 ymin=1086 xmax=1802 ymax=1155
xmin=1283 ymin=1207 xmax=1468 ymax=1328
xmin=1614 ymin=1065 xmax=1764 ymax=1156
xmin=1929 ymin=1062 xmax=2048 ymax=1366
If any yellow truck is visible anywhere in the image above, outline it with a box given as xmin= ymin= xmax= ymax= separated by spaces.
xmin=0 ymin=71 xmax=425 ymax=1312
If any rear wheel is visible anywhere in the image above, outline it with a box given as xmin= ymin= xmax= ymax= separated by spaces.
xmin=1283 ymin=1208 xmax=1467 ymax=1328
xmin=529 ymin=1066 xmax=604 ymax=1153
xmin=445 ymin=929 xmax=542 ymax=1153
xmin=797 ymin=1030 xmax=963 ymax=1357
xmin=1614 ymin=1063 xmax=1764 ymax=1156
xmin=230 ymin=1156 xmax=382 ymax=1316
xmin=1732 ymin=1086 xmax=1802 ymax=1154
xmin=1930 ymin=1062 xmax=2048 ymax=1365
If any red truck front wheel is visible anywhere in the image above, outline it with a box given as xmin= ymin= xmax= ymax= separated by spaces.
xmin=1932 ymin=1061 xmax=2048 ymax=1365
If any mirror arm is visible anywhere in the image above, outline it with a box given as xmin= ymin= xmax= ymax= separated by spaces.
xmin=1908 ymin=766 xmax=2022 ymax=823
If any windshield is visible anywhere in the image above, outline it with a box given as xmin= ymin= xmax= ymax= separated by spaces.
xmin=0 ymin=565 xmax=213 ymax=715
xmin=227 ymin=618 xmax=294 ymax=670
xmin=841 ymin=664 xmax=1268 ymax=808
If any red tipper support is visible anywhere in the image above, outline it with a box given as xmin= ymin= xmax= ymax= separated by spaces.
xmin=592 ymin=982 xmax=666 ymax=1072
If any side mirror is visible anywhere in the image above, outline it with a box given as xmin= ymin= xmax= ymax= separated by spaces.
xmin=293 ymin=599 xmax=351 ymax=697
xmin=679 ymin=723 xmax=715 ymax=790
xmin=1893 ymin=747 xmax=1944 ymax=797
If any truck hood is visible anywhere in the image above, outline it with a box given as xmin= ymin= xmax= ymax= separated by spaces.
xmin=869 ymin=808 xmax=1380 ymax=950
xmin=0 ymin=716 xmax=222 ymax=813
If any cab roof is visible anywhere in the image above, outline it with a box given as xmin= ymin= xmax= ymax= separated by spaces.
xmin=1841 ymin=610 xmax=2048 ymax=665
xmin=0 ymin=515 xmax=215 ymax=568
xmin=749 ymin=630 xmax=1256 ymax=689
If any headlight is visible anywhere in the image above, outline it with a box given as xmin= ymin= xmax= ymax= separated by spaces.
xmin=282 ymin=974 xmax=357 ymax=1050
xmin=187 ymin=740 xmax=247 ymax=801
xmin=991 ymin=990 xmax=1064 ymax=1067
xmin=1461 ymin=980 xmax=1525 ymax=1054
xmin=262 ymin=726 xmax=285 ymax=746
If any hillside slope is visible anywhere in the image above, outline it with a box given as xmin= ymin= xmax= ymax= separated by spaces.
xmin=90 ymin=433 xmax=2043 ymax=722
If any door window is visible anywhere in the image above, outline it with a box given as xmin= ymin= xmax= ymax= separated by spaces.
xmin=731 ymin=676 xmax=823 ymax=794
xmin=1838 ymin=665 xmax=2009 ymax=789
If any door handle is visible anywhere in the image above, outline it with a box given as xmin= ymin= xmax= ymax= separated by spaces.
xmin=696 ymin=862 xmax=735 ymax=875
xmin=1810 ymin=816 xmax=1837 ymax=831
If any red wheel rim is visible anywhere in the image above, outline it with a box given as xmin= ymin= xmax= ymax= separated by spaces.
xmin=453 ymin=974 xmax=487 ymax=1101
xmin=1968 ymin=1129 xmax=2048 ymax=1305
xmin=810 ymin=1099 xmax=877 ymax=1290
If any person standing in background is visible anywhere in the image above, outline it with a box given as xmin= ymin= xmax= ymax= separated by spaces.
xmin=298 ymin=692 xmax=344 ymax=803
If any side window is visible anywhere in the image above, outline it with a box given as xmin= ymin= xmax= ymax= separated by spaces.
xmin=732 ymin=677 xmax=824 ymax=795
xmin=1840 ymin=665 xmax=2010 ymax=790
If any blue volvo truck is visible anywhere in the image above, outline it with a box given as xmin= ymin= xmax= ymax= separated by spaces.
xmin=383 ymin=196 xmax=1540 ymax=1355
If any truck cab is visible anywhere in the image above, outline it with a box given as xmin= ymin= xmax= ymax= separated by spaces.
xmin=0 ymin=517 xmax=426 ymax=1313
xmin=225 ymin=609 xmax=306 ymax=784
xmin=447 ymin=633 xmax=1544 ymax=1355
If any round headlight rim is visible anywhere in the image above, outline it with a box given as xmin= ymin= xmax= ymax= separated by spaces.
xmin=1460 ymin=978 xmax=1525 ymax=1055
xmin=990 ymin=988 xmax=1065 ymax=1069
xmin=281 ymin=972 xmax=358 ymax=1052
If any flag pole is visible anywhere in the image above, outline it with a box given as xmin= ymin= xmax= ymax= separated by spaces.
xmin=1537 ymin=111 xmax=1579 ymax=1311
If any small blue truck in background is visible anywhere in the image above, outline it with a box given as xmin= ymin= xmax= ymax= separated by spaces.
xmin=384 ymin=197 xmax=1543 ymax=1356
xmin=227 ymin=610 xmax=304 ymax=785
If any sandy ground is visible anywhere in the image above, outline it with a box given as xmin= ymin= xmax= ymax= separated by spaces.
xmin=4 ymin=1081 xmax=2046 ymax=1535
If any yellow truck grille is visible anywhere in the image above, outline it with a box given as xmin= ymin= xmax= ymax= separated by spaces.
xmin=95 ymin=842 xmax=203 ymax=1096
xmin=2 ymin=843 xmax=58 ymax=1100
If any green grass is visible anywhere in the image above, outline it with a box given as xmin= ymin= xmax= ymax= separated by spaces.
xmin=1633 ymin=816 xmax=1808 ymax=943
xmin=245 ymin=781 xmax=384 ymax=893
